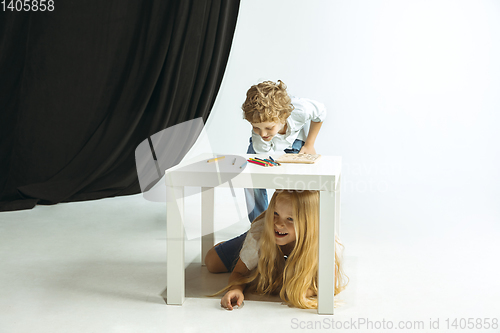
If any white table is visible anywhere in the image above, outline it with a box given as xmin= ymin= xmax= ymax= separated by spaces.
xmin=165 ymin=153 xmax=341 ymax=314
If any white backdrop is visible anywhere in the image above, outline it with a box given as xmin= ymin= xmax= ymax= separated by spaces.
xmin=190 ymin=0 xmax=500 ymax=240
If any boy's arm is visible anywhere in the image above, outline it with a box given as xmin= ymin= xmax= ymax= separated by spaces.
xmin=299 ymin=121 xmax=323 ymax=154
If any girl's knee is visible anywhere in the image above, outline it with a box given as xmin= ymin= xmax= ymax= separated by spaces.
xmin=205 ymin=245 xmax=228 ymax=273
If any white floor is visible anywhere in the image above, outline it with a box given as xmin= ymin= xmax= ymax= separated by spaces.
xmin=1 ymin=188 xmax=499 ymax=333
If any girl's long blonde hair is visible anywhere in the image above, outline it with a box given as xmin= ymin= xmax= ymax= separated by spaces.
xmin=216 ymin=190 xmax=348 ymax=309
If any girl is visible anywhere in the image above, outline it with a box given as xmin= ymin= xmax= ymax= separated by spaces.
xmin=206 ymin=190 xmax=348 ymax=310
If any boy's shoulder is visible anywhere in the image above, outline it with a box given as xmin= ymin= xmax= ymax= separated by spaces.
xmin=290 ymin=95 xmax=325 ymax=109
xmin=289 ymin=96 xmax=327 ymax=122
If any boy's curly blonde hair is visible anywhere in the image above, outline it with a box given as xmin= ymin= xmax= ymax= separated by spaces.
xmin=242 ymin=80 xmax=294 ymax=124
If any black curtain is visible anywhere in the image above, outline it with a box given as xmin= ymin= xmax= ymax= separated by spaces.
xmin=0 ymin=0 xmax=240 ymax=211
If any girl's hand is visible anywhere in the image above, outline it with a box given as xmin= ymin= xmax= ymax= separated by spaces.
xmin=299 ymin=143 xmax=316 ymax=155
xmin=221 ymin=288 xmax=244 ymax=310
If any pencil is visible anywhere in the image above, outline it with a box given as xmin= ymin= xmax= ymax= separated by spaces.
xmin=252 ymin=157 xmax=274 ymax=166
xmin=268 ymin=156 xmax=281 ymax=166
xmin=240 ymin=161 xmax=248 ymax=169
xmin=207 ymin=156 xmax=225 ymax=163
xmin=262 ymin=158 xmax=279 ymax=166
xmin=232 ymin=158 xmax=236 ymax=165
xmin=247 ymin=159 xmax=267 ymax=167
xmin=251 ymin=157 xmax=271 ymax=165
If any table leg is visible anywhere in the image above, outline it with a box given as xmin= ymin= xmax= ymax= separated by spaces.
xmin=201 ymin=187 xmax=215 ymax=266
xmin=166 ymin=185 xmax=185 ymax=305
xmin=318 ymin=190 xmax=336 ymax=315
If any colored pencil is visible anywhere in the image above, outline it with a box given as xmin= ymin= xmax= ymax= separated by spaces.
xmin=247 ymin=159 xmax=267 ymax=167
xmin=268 ymin=156 xmax=281 ymax=166
xmin=240 ymin=161 xmax=248 ymax=169
xmin=251 ymin=157 xmax=273 ymax=166
xmin=248 ymin=158 xmax=266 ymax=165
xmin=262 ymin=158 xmax=279 ymax=166
xmin=253 ymin=157 xmax=277 ymax=166
xmin=256 ymin=157 xmax=278 ymax=166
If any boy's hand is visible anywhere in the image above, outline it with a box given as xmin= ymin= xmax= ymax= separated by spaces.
xmin=299 ymin=143 xmax=316 ymax=155
xmin=221 ymin=289 xmax=244 ymax=310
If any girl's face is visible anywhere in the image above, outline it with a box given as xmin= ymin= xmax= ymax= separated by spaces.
xmin=273 ymin=197 xmax=296 ymax=246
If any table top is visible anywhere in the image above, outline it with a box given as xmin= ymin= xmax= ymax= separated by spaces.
xmin=165 ymin=153 xmax=341 ymax=191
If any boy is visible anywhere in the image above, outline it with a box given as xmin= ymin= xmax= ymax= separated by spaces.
xmin=242 ymin=80 xmax=326 ymax=222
